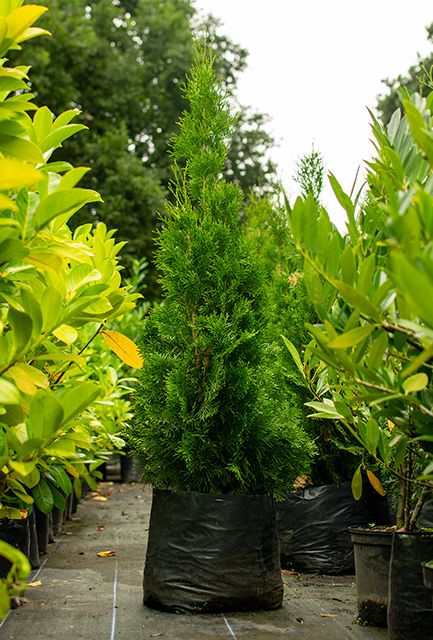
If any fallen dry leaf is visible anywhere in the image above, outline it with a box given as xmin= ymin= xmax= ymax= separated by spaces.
xmin=281 ymin=570 xmax=299 ymax=575
xmin=92 ymin=496 xmax=108 ymax=502
xmin=320 ymin=613 xmax=338 ymax=618
xmin=97 ymin=550 xmax=116 ymax=557
xmin=27 ymin=581 xmax=42 ymax=588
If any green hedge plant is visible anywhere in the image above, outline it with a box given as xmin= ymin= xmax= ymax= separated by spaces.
xmin=128 ymin=51 xmax=313 ymax=498
xmin=287 ymin=94 xmax=433 ymax=529
xmin=0 ymin=1 xmax=140 ymax=515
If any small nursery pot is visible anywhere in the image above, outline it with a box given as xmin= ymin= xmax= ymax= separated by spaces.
xmin=143 ymin=488 xmax=283 ymax=613
xmin=388 ymin=532 xmax=433 ymax=640
xmin=0 ymin=517 xmax=30 ymax=578
xmin=349 ymin=527 xmax=393 ymax=627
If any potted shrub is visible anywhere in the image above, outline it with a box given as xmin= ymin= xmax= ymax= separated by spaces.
xmin=286 ymin=94 xmax=433 ymax=636
xmin=127 ymin=51 xmax=314 ymax=613
xmin=244 ymin=193 xmax=389 ymax=576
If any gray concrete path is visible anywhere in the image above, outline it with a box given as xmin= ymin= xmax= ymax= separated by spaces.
xmin=0 ymin=483 xmax=387 ymax=639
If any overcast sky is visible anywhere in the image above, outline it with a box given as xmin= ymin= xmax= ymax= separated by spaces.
xmin=194 ymin=1 xmax=433 ymax=227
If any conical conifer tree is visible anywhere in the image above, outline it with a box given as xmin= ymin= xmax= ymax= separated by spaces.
xmin=128 ymin=51 xmax=313 ymax=497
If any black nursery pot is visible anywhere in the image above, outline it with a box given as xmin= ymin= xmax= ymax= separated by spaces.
xmin=388 ymin=532 xmax=433 ymax=640
xmin=277 ymin=482 xmax=390 ymax=575
xmin=0 ymin=517 xmax=30 ymax=578
xmin=349 ymin=528 xmax=393 ymax=627
xmin=143 ymin=488 xmax=283 ymax=613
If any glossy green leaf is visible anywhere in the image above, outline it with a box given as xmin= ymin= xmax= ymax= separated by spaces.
xmin=32 ymin=477 xmax=53 ymax=514
xmin=328 ymin=325 xmax=375 ymax=349
xmin=19 ymin=465 xmax=40 ymax=489
xmin=364 ymin=418 xmax=380 ymax=455
xmin=281 ymin=335 xmax=304 ymax=376
xmin=9 ymin=459 xmax=36 ymax=476
xmin=351 ymin=465 xmax=363 ymax=501
xmin=391 ymin=253 xmax=433 ymax=325
xmin=0 ymin=377 xmax=20 ymax=404
xmin=59 ymin=382 xmax=100 ymax=425
xmin=8 ymin=308 xmax=32 ymax=356
xmin=27 ymin=392 xmax=64 ymax=440
xmin=332 ymin=280 xmax=380 ymax=320
xmin=33 ymin=188 xmax=102 ymax=229
xmin=44 ymin=437 xmax=76 ymax=457
xmin=0 ymin=133 xmax=44 ymax=163
xmin=402 ymin=373 xmax=428 ymax=394
xmin=46 ymin=466 xmax=72 ymax=496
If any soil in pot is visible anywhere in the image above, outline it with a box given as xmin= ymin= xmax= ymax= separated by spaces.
xmin=143 ymin=488 xmax=283 ymax=613
xmin=388 ymin=532 xmax=433 ymax=640
xmin=350 ymin=527 xmax=393 ymax=627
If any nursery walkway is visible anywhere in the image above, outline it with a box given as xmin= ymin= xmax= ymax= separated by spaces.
xmin=0 ymin=482 xmax=388 ymax=640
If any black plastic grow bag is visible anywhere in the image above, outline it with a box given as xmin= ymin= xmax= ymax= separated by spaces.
xmin=143 ymin=488 xmax=283 ymax=613
xmin=388 ymin=532 xmax=433 ymax=640
xmin=0 ymin=518 xmax=30 ymax=578
xmin=277 ymin=482 xmax=389 ymax=574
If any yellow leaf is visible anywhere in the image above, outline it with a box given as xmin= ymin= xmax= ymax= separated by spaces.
xmin=97 ymin=549 xmax=116 ymax=557
xmin=5 ymin=5 xmax=48 ymax=41
xmin=6 ymin=363 xmax=48 ymax=396
xmin=64 ymin=465 xmax=79 ymax=479
xmin=27 ymin=580 xmax=42 ymax=588
xmin=27 ymin=250 xmax=63 ymax=272
xmin=0 ymin=193 xmax=17 ymax=211
xmin=366 ymin=470 xmax=386 ymax=497
xmin=92 ymin=495 xmax=107 ymax=502
xmin=52 ymin=324 xmax=78 ymax=346
xmin=15 ymin=26 xmax=51 ymax=43
xmin=0 ymin=158 xmax=41 ymax=191
xmin=101 ymin=330 xmax=143 ymax=368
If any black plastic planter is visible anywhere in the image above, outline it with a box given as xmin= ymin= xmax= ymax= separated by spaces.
xmin=28 ymin=510 xmax=40 ymax=570
xmin=51 ymin=508 xmax=63 ymax=536
xmin=277 ymin=482 xmax=389 ymax=574
xmin=34 ymin=507 xmax=49 ymax=555
xmin=0 ymin=518 xmax=30 ymax=578
xmin=349 ymin=528 xmax=392 ymax=626
xmin=143 ymin=488 xmax=283 ymax=613
xmin=388 ymin=532 xmax=433 ymax=640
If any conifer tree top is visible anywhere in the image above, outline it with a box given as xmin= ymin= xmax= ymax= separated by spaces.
xmin=172 ymin=50 xmax=235 ymax=199
xmin=129 ymin=51 xmax=314 ymax=497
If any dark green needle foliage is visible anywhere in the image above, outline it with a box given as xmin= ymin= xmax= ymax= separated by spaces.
xmin=128 ymin=52 xmax=313 ymax=497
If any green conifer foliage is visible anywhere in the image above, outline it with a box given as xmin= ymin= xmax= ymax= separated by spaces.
xmin=128 ymin=53 xmax=313 ymax=497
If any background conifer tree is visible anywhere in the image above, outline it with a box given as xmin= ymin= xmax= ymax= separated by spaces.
xmin=128 ymin=51 xmax=313 ymax=497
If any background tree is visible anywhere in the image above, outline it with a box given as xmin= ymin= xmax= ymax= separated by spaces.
xmin=293 ymin=147 xmax=325 ymax=202
xmin=15 ymin=1 xmax=277 ymax=297
xmin=377 ymin=23 xmax=433 ymax=124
